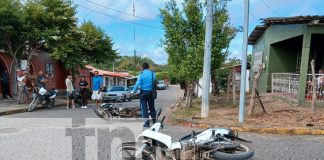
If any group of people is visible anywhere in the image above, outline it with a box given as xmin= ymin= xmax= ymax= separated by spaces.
xmin=65 ymin=70 xmax=103 ymax=109
xmin=1 ymin=62 xmax=158 ymax=128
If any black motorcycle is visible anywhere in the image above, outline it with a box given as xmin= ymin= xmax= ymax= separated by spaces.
xmin=93 ymin=99 xmax=142 ymax=121
xmin=28 ymin=87 xmax=58 ymax=112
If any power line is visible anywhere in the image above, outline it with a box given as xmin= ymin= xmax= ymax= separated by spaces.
xmin=249 ymin=12 xmax=261 ymax=22
xmin=84 ymin=0 xmax=160 ymax=23
xmin=259 ymin=0 xmax=282 ymax=16
xmin=76 ymin=4 xmax=161 ymax=29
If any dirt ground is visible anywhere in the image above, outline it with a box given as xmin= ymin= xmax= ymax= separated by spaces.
xmin=169 ymin=94 xmax=324 ymax=130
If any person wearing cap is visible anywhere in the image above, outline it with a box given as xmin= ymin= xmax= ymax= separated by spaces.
xmin=132 ymin=62 xmax=157 ymax=128
xmin=91 ymin=71 xmax=103 ymax=106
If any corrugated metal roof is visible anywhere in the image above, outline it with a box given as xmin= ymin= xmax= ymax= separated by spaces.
xmin=248 ymin=15 xmax=324 ymax=45
xmin=85 ymin=65 xmax=130 ymax=77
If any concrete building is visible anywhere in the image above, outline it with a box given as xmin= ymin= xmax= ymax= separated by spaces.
xmin=249 ymin=15 xmax=324 ymax=104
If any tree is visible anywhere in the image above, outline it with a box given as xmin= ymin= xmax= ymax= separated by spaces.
xmin=114 ymin=56 xmax=156 ymax=72
xmin=161 ymin=0 xmax=205 ymax=107
xmin=22 ymin=0 xmax=78 ymax=73
xmin=0 ymin=0 xmax=25 ymax=94
xmin=210 ymin=0 xmax=239 ymax=96
xmin=51 ymin=21 xmax=118 ymax=76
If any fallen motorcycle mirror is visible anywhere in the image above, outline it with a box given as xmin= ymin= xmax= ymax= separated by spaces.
xmin=116 ymin=109 xmax=254 ymax=160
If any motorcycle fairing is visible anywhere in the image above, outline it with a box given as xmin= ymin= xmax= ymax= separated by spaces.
xmin=136 ymin=130 xmax=175 ymax=149
xmin=189 ymin=128 xmax=233 ymax=143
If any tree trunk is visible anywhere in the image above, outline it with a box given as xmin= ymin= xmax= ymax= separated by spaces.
xmin=248 ymin=65 xmax=263 ymax=116
xmin=211 ymin=73 xmax=217 ymax=96
xmin=311 ymin=60 xmax=316 ymax=112
xmin=232 ymin=69 xmax=236 ymax=106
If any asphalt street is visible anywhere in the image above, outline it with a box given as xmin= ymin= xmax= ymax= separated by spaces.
xmin=0 ymin=85 xmax=323 ymax=160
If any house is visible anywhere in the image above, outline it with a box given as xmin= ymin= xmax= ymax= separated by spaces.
xmin=195 ymin=63 xmax=250 ymax=97
xmin=248 ymin=15 xmax=324 ymax=104
xmin=0 ymin=51 xmax=68 ymax=95
xmin=84 ymin=65 xmax=136 ymax=90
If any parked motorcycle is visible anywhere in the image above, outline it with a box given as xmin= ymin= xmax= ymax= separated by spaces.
xmin=74 ymin=88 xmax=84 ymax=107
xmin=117 ymin=109 xmax=254 ymax=160
xmin=93 ymin=99 xmax=142 ymax=121
xmin=28 ymin=87 xmax=58 ymax=112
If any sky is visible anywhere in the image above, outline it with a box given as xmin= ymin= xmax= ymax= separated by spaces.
xmin=74 ymin=0 xmax=324 ymax=64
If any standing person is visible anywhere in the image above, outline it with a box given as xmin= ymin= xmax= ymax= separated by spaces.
xmin=1 ymin=69 xmax=13 ymax=99
xmin=132 ymin=62 xmax=157 ymax=128
xmin=30 ymin=80 xmax=39 ymax=99
xmin=65 ymin=75 xmax=75 ymax=109
xmin=79 ymin=75 xmax=89 ymax=109
xmin=91 ymin=71 xmax=103 ymax=106
xmin=37 ymin=70 xmax=47 ymax=89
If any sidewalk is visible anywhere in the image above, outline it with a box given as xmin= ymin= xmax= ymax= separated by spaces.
xmin=0 ymin=97 xmax=66 ymax=116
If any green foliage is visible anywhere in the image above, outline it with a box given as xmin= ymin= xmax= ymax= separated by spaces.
xmin=0 ymin=0 xmax=24 ymax=57
xmin=51 ymin=21 xmax=118 ymax=71
xmin=0 ymin=0 xmax=118 ymax=74
xmin=161 ymin=0 xmax=204 ymax=84
xmin=211 ymin=0 xmax=239 ymax=72
xmin=156 ymin=72 xmax=169 ymax=80
xmin=113 ymin=56 xmax=167 ymax=72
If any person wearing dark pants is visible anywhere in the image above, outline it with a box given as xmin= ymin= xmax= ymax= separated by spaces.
xmin=79 ymin=75 xmax=89 ymax=109
xmin=132 ymin=62 xmax=157 ymax=128
xmin=140 ymin=90 xmax=156 ymax=127
xmin=1 ymin=69 xmax=12 ymax=99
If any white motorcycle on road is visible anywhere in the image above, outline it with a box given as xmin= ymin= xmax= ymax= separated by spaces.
xmin=117 ymin=109 xmax=254 ymax=160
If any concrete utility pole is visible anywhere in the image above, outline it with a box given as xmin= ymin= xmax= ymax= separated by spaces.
xmin=239 ymin=0 xmax=250 ymax=123
xmin=201 ymin=0 xmax=214 ymax=118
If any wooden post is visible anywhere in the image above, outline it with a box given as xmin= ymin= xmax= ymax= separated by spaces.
xmin=226 ymin=73 xmax=231 ymax=101
xmin=232 ymin=69 xmax=236 ymax=105
xmin=311 ymin=60 xmax=316 ymax=112
xmin=248 ymin=64 xmax=263 ymax=116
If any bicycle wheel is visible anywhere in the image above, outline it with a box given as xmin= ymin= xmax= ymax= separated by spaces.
xmin=17 ymin=88 xmax=23 ymax=104
xmin=116 ymin=143 xmax=156 ymax=160
xmin=28 ymin=97 xmax=39 ymax=112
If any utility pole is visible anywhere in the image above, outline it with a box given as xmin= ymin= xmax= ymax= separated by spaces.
xmin=133 ymin=1 xmax=136 ymax=69
xmin=201 ymin=0 xmax=214 ymax=118
xmin=239 ymin=0 xmax=250 ymax=123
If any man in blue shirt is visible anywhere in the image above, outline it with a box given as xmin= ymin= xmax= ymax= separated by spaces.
xmin=91 ymin=71 xmax=103 ymax=106
xmin=132 ymin=62 xmax=157 ymax=128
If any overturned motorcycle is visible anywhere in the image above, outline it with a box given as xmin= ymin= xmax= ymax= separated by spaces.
xmin=93 ymin=101 xmax=142 ymax=121
xmin=116 ymin=109 xmax=254 ymax=160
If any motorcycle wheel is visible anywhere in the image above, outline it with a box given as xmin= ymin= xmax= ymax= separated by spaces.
xmin=210 ymin=142 xmax=254 ymax=160
xmin=48 ymin=99 xmax=55 ymax=109
xmin=28 ymin=97 xmax=39 ymax=112
xmin=116 ymin=142 xmax=156 ymax=160
xmin=93 ymin=106 xmax=111 ymax=121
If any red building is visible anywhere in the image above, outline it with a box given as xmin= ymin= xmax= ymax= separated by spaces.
xmin=0 ymin=51 xmax=68 ymax=95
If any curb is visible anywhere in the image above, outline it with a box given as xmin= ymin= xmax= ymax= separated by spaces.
xmin=173 ymin=118 xmax=324 ymax=135
xmin=230 ymin=126 xmax=324 ymax=135
xmin=0 ymin=103 xmax=66 ymax=116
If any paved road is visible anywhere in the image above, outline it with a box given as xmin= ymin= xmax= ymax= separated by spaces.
xmin=0 ymin=85 xmax=323 ymax=160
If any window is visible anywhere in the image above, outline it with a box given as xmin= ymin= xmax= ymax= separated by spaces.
xmin=45 ymin=63 xmax=54 ymax=75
